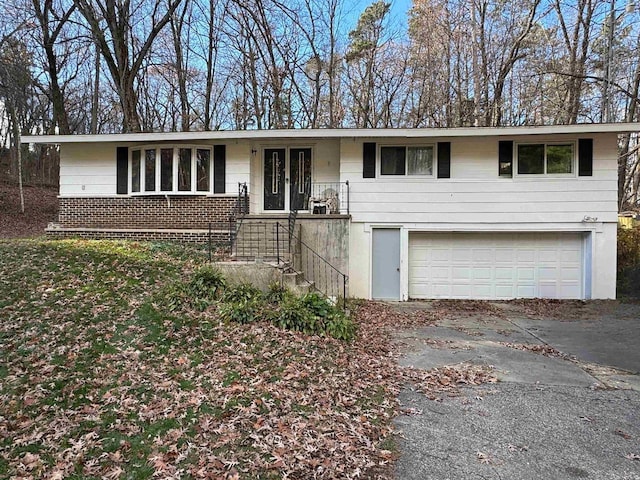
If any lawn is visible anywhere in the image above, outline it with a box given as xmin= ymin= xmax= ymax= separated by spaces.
xmin=0 ymin=239 xmax=400 ymax=479
xmin=0 ymin=239 xmax=496 ymax=479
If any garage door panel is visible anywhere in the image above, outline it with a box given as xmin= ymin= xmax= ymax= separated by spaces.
xmin=562 ymin=267 xmax=581 ymax=281
xmin=409 ymin=232 xmax=584 ymax=300
xmin=560 ymin=283 xmax=581 ymax=298
xmin=495 ymin=267 xmax=515 ymax=280
xmin=473 ymin=268 xmax=492 ymax=280
xmin=538 ymin=250 xmax=558 ymax=262
xmin=452 ymin=267 xmax=471 ymax=280
xmin=432 ymin=248 xmax=451 ymax=262
xmin=472 ymin=248 xmax=494 ymax=263
xmin=517 ymin=267 xmax=535 ymax=281
xmin=495 ymin=284 xmax=515 ymax=298
xmin=451 ymin=284 xmax=473 ymax=297
xmin=538 ymin=283 xmax=558 ymax=297
xmin=495 ymin=249 xmax=516 ymax=262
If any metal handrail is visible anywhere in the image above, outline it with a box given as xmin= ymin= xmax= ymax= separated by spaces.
xmin=276 ymin=222 xmax=348 ymax=305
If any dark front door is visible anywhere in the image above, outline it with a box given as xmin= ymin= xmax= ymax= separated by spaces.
xmin=289 ymin=148 xmax=311 ymax=211
xmin=264 ymin=148 xmax=285 ymax=210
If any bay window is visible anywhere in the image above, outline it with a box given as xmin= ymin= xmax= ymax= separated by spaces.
xmin=130 ymin=145 xmax=216 ymax=194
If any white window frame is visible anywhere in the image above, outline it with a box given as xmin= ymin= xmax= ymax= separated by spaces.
xmin=128 ymin=144 xmax=215 ymax=195
xmin=515 ymin=141 xmax=576 ymax=177
xmin=378 ymin=144 xmax=436 ymax=177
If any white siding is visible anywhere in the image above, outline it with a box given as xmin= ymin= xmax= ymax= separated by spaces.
xmin=340 ymin=133 xmax=618 ymax=224
xmin=225 ymin=142 xmax=251 ymax=195
xmin=59 ymin=143 xmax=117 ymax=195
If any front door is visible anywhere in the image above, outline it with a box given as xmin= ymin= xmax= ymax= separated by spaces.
xmin=372 ymin=228 xmax=401 ymax=300
xmin=289 ymin=148 xmax=311 ymax=211
xmin=264 ymin=148 xmax=286 ymax=210
xmin=263 ymin=148 xmax=312 ymax=211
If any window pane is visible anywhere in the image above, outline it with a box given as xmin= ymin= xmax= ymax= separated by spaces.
xmin=547 ymin=144 xmax=573 ymax=174
xmin=518 ymin=144 xmax=544 ymax=174
xmin=145 ymin=149 xmax=156 ymax=191
xmin=160 ymin=148 xmax=173 ymax=191
xmin=131 ymin=150 xmax=140 ymax=192
xmin=380 ymin=146 xmax=406 ymax=175
xmin=178 ymin=148 xmax=192 ymax=191
xmin=407 ymin=146 xmax=433 ymax=175
xmin=196 ymin=149 xmax=210 ymax=191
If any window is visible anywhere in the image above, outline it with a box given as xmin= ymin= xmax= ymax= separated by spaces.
xmin=145 ymin=149 xmax=155 ymax=191
xmin=160 ymin=148 xmax=173 ymax=191
xmin=130 ymin=145 xmax=216 ymax=194
xmin=196 ymin=149 xmax=210 ymax=191
xmin=380 ymin=145 xmax=434 ymax=176
xmin=131 ymin=150 xmax=141 ymax=192
xmin=517 ymin=143 xmax=574 ymax=175
xmin=178 ymin=148 xmax=191 ymax=191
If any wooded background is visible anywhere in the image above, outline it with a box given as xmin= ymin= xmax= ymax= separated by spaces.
xmin=0 ymin=0 xmax=639 ymax=209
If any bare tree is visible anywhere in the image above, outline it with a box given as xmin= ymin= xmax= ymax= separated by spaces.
xmin=32 ymin=0 xmax=77 ymax=134
xmin=73 ymin=0 xmax=183 ymax=132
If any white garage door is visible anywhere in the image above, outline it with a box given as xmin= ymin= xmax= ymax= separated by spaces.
xmin=409 ymin=232 xmax=584 ymax=300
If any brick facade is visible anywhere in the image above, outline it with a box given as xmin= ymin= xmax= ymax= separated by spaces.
xmin=58 ymin=195 xmax=238 ymax=229
xmin=46 ymin=228 xmax=229 ymax=244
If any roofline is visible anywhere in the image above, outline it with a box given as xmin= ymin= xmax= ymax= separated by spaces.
xmin=21 ymin=123 xmax=640 ymax=144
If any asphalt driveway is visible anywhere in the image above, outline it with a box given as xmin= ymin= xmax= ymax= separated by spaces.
xmin=392 ymin=301 xmax=640 ymax=480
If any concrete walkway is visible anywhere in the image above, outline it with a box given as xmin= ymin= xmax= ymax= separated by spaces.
xmin=393 ymin=301 xmax=640 ymax=480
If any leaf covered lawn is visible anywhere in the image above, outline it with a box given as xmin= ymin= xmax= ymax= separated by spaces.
xmin=0 ymin=239 xmax=493 ymax=479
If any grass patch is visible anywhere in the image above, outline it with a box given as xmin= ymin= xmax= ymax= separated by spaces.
xmin=0 ymin=238 xmax=398 ymax=479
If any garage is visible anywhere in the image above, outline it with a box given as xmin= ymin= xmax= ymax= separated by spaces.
xmin=408 ymin=232 xmax=586 ymax=300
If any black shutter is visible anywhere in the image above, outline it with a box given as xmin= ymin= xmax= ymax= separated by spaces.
xmin=363 ymin=142 xmax=376 ymax=178
xmin=437 ymin=142 xmax=451 ymax=178
xmin=214 ymin=145 xmax=226 ymax=193
xmin=578 ymin=138 xmax=593 ymax=176
xmin=499 ymin=140 xmax=513 ymax=177
xmin=116 ymin=146 xmax=128 ymax=194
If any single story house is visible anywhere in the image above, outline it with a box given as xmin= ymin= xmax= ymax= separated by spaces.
xmin=23 ymin=123 xmax=639 ymax=301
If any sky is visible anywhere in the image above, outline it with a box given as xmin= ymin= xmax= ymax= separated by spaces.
xmin=342 ymin=0 xmax=413 ymax=35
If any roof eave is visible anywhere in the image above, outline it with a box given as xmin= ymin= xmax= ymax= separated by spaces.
xmin=21 ymin=123 xmax=640 ymax=144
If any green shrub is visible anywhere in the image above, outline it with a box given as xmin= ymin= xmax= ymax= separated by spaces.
xmin=272 ymin=292 xmax=356 ymax=341
xmin=222 ymin=283 xmax=263 ymax=303
xmin=617 ymin=226 xmax=640 ymax=297
xmin=219 ymin=299 xmax=259 ymax=324
xmin=264 ymin=282 xmax=289 ymax=303
xmin=185 ymin=266 xmax=227 ymax=310
xmin=326 ymin=313 xmax=357 ymax=342
xmin=159 ymin=266 xmax=226 ymax=312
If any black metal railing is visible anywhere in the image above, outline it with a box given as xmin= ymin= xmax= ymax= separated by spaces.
xmin=208 ymin=182 xmax=249 ymax=261
xmin=308 ymin=181 xmax=349 ymax=215
xmin=236 ymin=182 xmax=249 ymax=216
xmin=207 ymin=221 xmax=235 ymax=261
xmin=232 ymin=222 xmax=289 ymax=260
xmin=276 ymin=222 xmax=348 ymax=305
